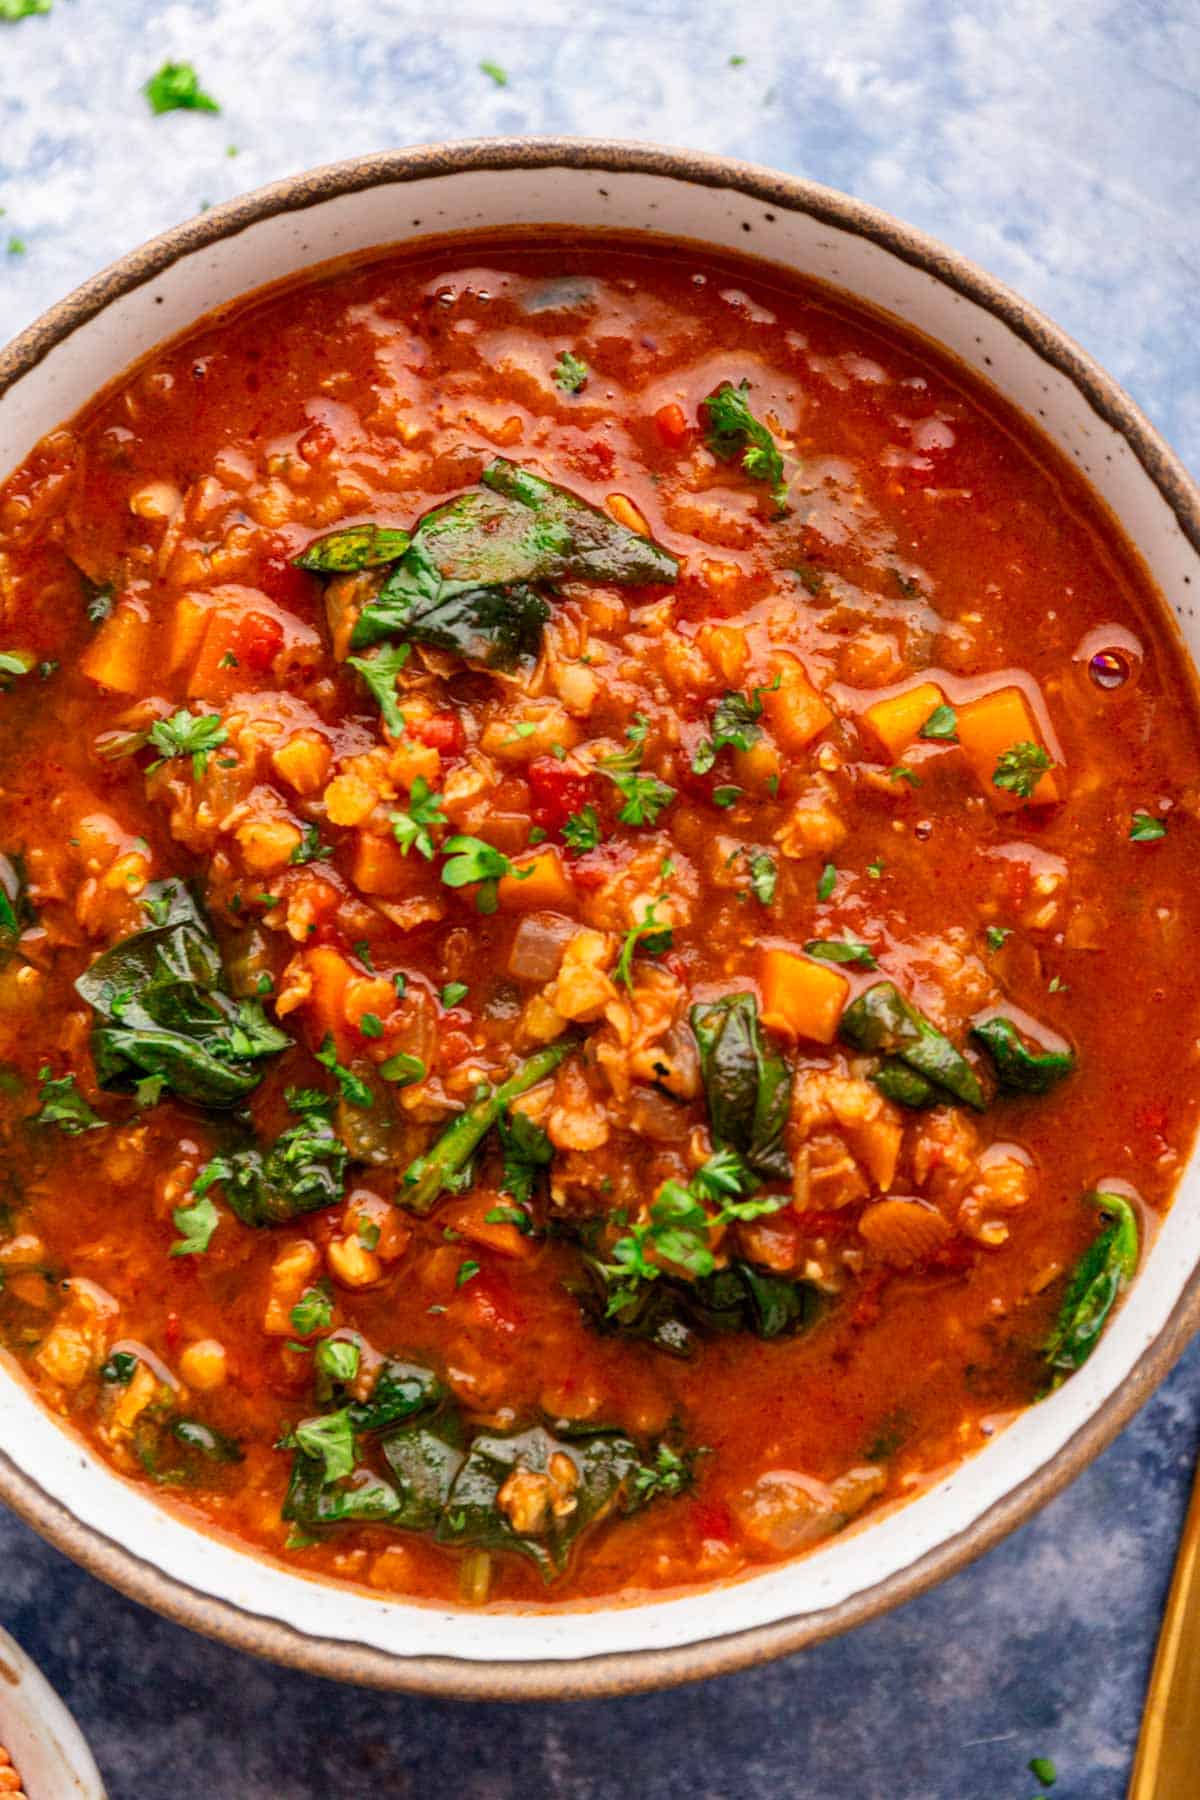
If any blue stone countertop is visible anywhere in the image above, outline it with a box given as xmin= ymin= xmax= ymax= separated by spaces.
xmin=3 ymin=4 xmax=1199 ymax=1796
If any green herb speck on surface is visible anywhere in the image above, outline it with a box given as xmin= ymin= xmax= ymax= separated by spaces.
xmin=144 ymin=61 xmax=221 ymax=115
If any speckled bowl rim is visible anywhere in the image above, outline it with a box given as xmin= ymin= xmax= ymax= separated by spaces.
xmin=1 ymin=137 xmax=1199 ymax=1702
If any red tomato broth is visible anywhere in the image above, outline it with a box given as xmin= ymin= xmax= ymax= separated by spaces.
xmin=0 ymin=230 xmax=1196 ymax=1608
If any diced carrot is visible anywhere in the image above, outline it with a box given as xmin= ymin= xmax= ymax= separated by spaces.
xmin=79 ymin=599 xmax=150 ymax=694
xmin=165 ymin=594 xmax=213 ymax=676
xmin=498 ymin=846 xmax=575 ymax=912
xmin=352 ymin=830 xmax=429 ymax=896
xmin=188 ymin=607 xmax=282 ymax=700
xmin=272 ymin=732 xmax=332 ymax=796
xmin=863 ymin=680 xmax=945 ymax=760
xmin=956 ymin=686 xmax=1063 ymax=809
xmin=697 ymin=622 xmax=750 ymax=686
xmin=387 ymin=736 xmax=440 ymax=790
xmin=759 ymin=946 xmax=848 ymax=1043
xmin=235 ymin=817 xmax=302 ymax=874
xmin=343 ymin=975 xmax=396 ymax=1033
xmin=732 ymin=737 xmax=782 ymax=790
xmin=606 ymin=494 xmax=650 ymax=535
xmin=761 ymin=654 xmax=833 ymax=752
xmin=654 ymin=402 xmax=690 ymax=448
xmin=305 ymin=945 xmax=353 ymax=1047
xmin=442 ymin=1196 xmax=539 ymax=1261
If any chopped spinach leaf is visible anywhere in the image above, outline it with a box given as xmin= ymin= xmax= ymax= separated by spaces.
xmin=970 ymin=1014 xmax=1075 ymax=1094
xmin=918 ymin=702 xmax=958 ymax=741
xmin=390 ymin=776 xmax=447 ymax=861
xmin=1045 ymin=1192 xmax=1138 ymax=1388
xmin=192 ymin=1097 xmax=348 ymax=1227
xmin=690 ymin=993 xmax=792 ymax=1181
xmin=295 ymin=523 xmax=411 ymax=573
xmin=804 ymin=937 xmax=877 ymax=968
xmin=839 ymin=981 xmax=984 ymax=1111
xmin=1130 ymin=810 xmax=1167 ymax=841
xmin=315 ymin=1035 xmax=373 ymax=1109
xmin=346 ymin=642 xmax=411 ymax=736
xmin=33 ymin=1067 xmax=106 ymax=1135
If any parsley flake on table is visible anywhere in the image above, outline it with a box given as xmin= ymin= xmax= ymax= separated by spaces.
xmin=143 ymin=61 xmax=221 ymax=115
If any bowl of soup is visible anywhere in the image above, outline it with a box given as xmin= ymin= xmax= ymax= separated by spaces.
xmin=0 ymin=139 xmax=1198 ymax=1698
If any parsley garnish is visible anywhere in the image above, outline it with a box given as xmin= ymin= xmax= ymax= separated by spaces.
xmin=479 ymin=58 xmax=508 ymax=85
xmin=170 ymin=1193 xmax=219 ymax=1257
xmin=315 ymin=1035 xmax=373 ymax=1108
xmin=441 ymin=982 xmax=469 ymax=1007
xmin=289 ymin=822 xmax=333 ymax=865
xmin=346 ymin=643 xmax=410 ymax=737
xmin=712 ymin=785 xmax=741 ymax=808
xmin=632 ymin=1443 xmax=698 ymax=1502
xmin=890 ymin=765 xmax=921 ymax=787
xmin=1028 ymin=1756 xmax=1057 ymax=1788
xmin=148 ymin=709 xmax=228 ymax=780
xmin=358 ymin=1013 xmax=383 ymax=1039
xmin=866 ymin=857 xmax=885 ymax=879
xmin=692 ymin=683 xmax=773 ymax=772
xmin=498 ymin=1110 xmax=553 ymax=1205
xmin=803 ymin=937 xmax=877 ymax=968
xmin=390 ymin=776 xmax=447 ymax=861
xmin=615 ymin=898 xmax=673 ymax=987
xmin=441 ymin=834 xmax=523 ymax=914
xmin=701 ymin=379 xmax=789 ymax=509
xmin=0 ymin=654 xmax=32 ymax=684
xmin=379 ymin=1052 xmax=425 ymax=1087
xmin=553 ymin=350 xmax=589 ymax=393
xmin=985 ymin=925 xmax=1012 ymax=952
xmin=290 ymin=1285 xmax=334 ymax=1336
xmin=1130 ymin=810 xmax=1167 ymax=841
xmin=0 ymin=2 xmax=50 ymax=20
xmin=993 ymin=741 xmax=1052 ymax=799
xmin=562 ymin=804 xmax=602 ymax=852
xmin=143 ymin=61 xmax=220 ymax=115
xmin=314 ymin=1339 xmax=359 ymax=1385
xmin=599 ymin=718 xmax=675 ymax=827
xmin=33 ymin=1067 xmax=105 ymax=1135
xmin=918 ymin=702 xmax=958 ymax=742
xmin=456 ymin=1259 xmax=482 ymax=1287
xmin=746 ymin=849 xmax=777 ymax=905
xmin=601 ymin=1149 xmax=785 ymax=1311
xmin=817 ymin=862 xmax=837 ymax=902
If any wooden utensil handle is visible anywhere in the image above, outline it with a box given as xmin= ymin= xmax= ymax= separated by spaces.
xmin=1129 ymin=1455 xmax=1200 ymax=1796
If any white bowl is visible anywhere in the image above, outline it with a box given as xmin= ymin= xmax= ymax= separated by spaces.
xmin=0 ymin=1625 xmax=105 ymax=1798
xmin=1 ymin=139 xmax=1198 ymax=1698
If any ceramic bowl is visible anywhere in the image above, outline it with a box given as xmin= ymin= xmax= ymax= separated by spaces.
xmin=0 ymin=1624 xmax=106 ymax=1797
xmin=1 ymin=139 xmax=1198 ymax=1699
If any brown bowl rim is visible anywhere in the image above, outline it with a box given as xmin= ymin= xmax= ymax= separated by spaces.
xmin=1 ymin=135 xmax=1199 ymax=1701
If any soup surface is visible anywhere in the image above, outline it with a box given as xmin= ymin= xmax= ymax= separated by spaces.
xmin=0 ymin=233 xmax=1196 ymax=1608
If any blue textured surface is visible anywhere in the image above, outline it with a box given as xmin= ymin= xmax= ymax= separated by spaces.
xmin=2 ymin=5 xmax=1199 ymax=1796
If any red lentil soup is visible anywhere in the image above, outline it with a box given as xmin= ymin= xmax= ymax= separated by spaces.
xmin=0 ymin=231 xmax=1196 ymax=1609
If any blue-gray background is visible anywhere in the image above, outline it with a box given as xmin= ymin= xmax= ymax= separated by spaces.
xmin=2 ymin=3 xmax=1197 ymax=1795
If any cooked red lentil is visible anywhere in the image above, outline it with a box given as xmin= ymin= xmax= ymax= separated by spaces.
xmin=0 ymin=232 xmax=1196 ymax=1606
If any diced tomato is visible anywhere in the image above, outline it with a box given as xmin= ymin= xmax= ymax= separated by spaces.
xmin=654 ymin=402 xmax=690 ymax=449
xmin=459 ymin=1266 xmax=526 ymax=1337
xmin=690 ymin=1499 xmax=734 ymax=1544
xmin=795 ymin=1209 xmax=858 ymax=1240
xmin=233 ymin=610 xmax=285 ymax=674
xmin=256 ymin=548 xmax=318 ymax=614
xmin=413 ymin=712 xmax=463 ymax=755
xmin=527 ymin=756 xmax=591 ymax=832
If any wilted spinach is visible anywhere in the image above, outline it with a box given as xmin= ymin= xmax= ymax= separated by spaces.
xmin=74 ymin=881 xmax=289 ymax=1106
xmin=690 ymin=993 xmax=792 ymax=1181
xmin=970 ymin=1014 xmax=1075 ymax=1095
xmin=192 ymin=1091 xmax=348 ymax=1227
xmin=1044 ymin=1191 xmax=1139 ymax=1388
xmin=840 ymin=982 xmax=984 ymax=1111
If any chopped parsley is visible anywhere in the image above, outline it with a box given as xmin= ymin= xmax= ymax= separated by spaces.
xmin=691 ymin=682 xmax=776 ymax=773
xmin=890 ymin=764 xmax=921 ymax=787
xmin=33 ymin=1067 xmax=105 ymax=1135
xmin=1028 ymin=1756 xmax=1057 ymax=1788
xmin=0 ymin=1 xmax=52 ymax=18
xmin=147 ymin=709 xmax=228 ymax=780
xmin=562 ymin=804 xmax=602 ymax=852
xmin=440 ymin=834 xmax=519 ymax=914
xmin=390 ymin=776 xmax=447 ymax=860
xmin=803 ymin=937 xmax=877 ymax=968
xmin=293 ymin=1409 xmax=355 ymax=1482
xmin=746 ymin=849 xmax=777 ymax=905
xmin=615 ymin=898 xmax=673 ymax=987
xmin=290 ymin=1286 xmax=334 ymax=1336
xmin=600 ymin=720 xmax=675 ymax=827
xmin=985 ymin=925 xmax=1012 ymax=952
xmin=712 ymin=785 xmax=741 ymax=809
xmin=817 ymin=862 xmax=837 ymax=902
xmin=993 ymin=741 xmax=1052 ymax=799
xmin=289 ymin=822 xmax=333 ymax=865
xmin=918 ymin=702 xmax=958 ymax=741
xmin=379 ymin=1052 xmax=425 ymax=1087
xmin=866 ymin=857 xmax=885 ymax=879
xmin=441 ymin=982 xmax=469 ymax=1007
xmin=170 ymin=1193 xmax=219 ymax=1257
xmin=143 ymin=61 xmax=220 ymax=115
xmin=701 ymin=379 xmax=789 ymax=509
xmin=314 ymin=1339 xmax=360 ymax=1385
xmin=479 ymin=58 xmax=507 ymax=85
xmin=553 ymin=350 xmax=589 ymax=393
xmin=358 ymin=1013 xmax=383 ymax=1040
xmin=456 ymin=1259 xmax=482 ymax=1287
xmin=1130 ymin=810 xmax=1167 ymax=841
xmin=315 ymin=1035 xmax=373 ymax=1108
